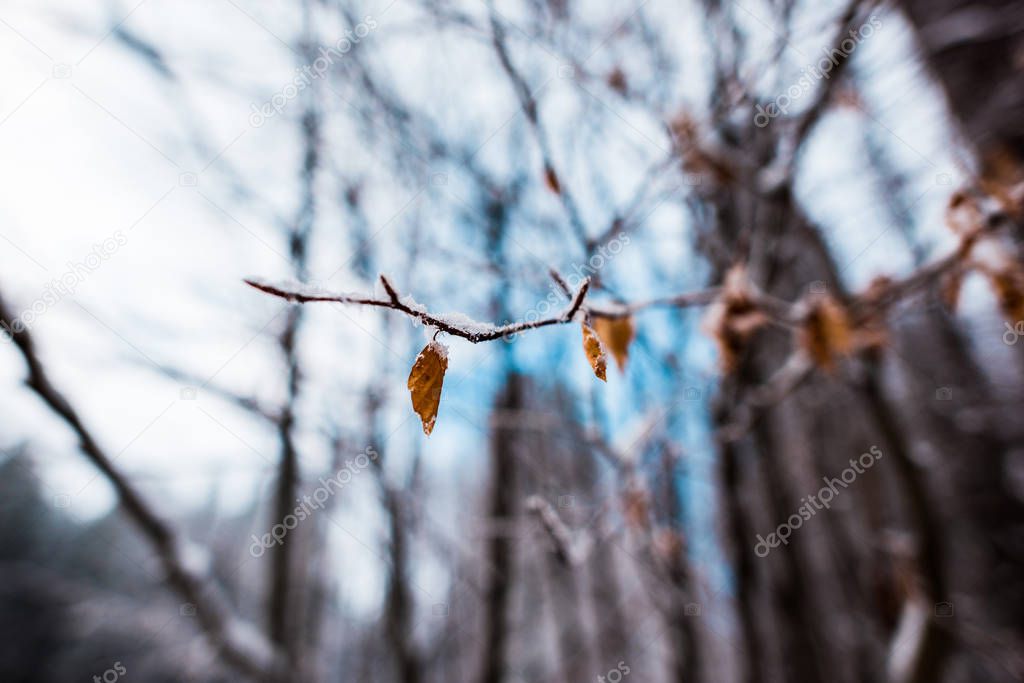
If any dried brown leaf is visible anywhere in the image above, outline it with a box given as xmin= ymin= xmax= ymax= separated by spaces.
xmin=606 ymin=67 xmax=628 ymax=95
xmin=799 ymin=294 xmax=853 ymax=369
xmin=988 ymin=264 xmax=1024 ymax=324
xmin=581 ymin=323 xmax=607 ymax=381
xmin=703 ymin=265 xmax=769 ymax=372
xmin=407 ymin=341 xmax=448 ymax=435
xmin=594 ymin=316 xmax=635 ymax=372
xmin=668 ymin=111 xmax=734 ymax=184
xmin=543 ymin=164 xmax=561 ymax=194
xmin=980 ymin=146 xmax=1024 ymax=215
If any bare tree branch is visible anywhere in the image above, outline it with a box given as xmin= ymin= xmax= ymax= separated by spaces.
xmin=487 ymin=6 xmax=590 ymax=247
xmin=525 ymin=495 xmax=588 ymax=566
xmin=0 ymin=293 xmax=281 ymax=682
xmin=245 ymin=274 xmax=590 ymax=343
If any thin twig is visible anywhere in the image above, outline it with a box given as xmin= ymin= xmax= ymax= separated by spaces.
xmin=248 ymin=230 xmax=983 ymax=359
xmin=487 ymin=7 xmax=590 ymax=247
xmin=790 ymin=0 xmax=880 ymax=155
xmin=245 ymin=275 xmax=590 ymax=343
xmin=525 ymin=495 xmax=589 ymax=566
xmin=154 ymin=364 xmax=280 ymax=423
xmin=715 ymin=352 xmax=816 ymax=443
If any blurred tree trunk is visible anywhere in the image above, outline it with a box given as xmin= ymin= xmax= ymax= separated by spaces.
xmin=477 ymin=373 xmax=521 ymax=683
xmin=899 ymin=0 xmax=1024 ymax=172
xmin=900 ymin=0 xmax=1024 ymax=642
xmin=703 ymin=119 xmax=947 ymax=681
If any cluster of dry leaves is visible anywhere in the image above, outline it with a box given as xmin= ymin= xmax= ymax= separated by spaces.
xmin=407 ymin=317 xmax=634 ymax=435
xmin=404 ymin=180 xmax=1023 ymax=436
xmin=250 ymin=173 xmax=1023 ymax=437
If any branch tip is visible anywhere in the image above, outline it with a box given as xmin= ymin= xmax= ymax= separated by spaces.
xmin=379 ymin=275 xmax=400 ymax=303
xmin=549 ymin=269 xmax=572 ymax=296
xmin=565 ymin=278 xmax=590 ymax=320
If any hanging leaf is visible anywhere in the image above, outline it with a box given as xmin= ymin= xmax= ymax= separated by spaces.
xmin=581 ymin=323 xmax=607 ymax=381
xmin=407 ymin=341 xmax=448 ymax=435
xmin=987 ymin=264 xmax=1024 ymax=324
xmin=979 ymin=145 xmax=1024 ymax=217
xmin=543 ymin=164 xmax=562 ymax=194
xmin=799 ymin=294 xmax=853 ymax=369
xmin=702 ymin=265 xmax=768 ymax=372
xmin=971 ymin=236 xmax=1024 ymax=324
xmin=594 ymin=316 xmax=634 ymax=372
xmin=606 ymin=67 xmax=628 ymax=95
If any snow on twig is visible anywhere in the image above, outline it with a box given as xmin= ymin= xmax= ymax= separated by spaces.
xmin=245 ymin=275 xmax=590 ymax=343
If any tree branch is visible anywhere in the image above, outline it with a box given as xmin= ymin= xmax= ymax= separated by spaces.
xmin=487 ymin=7 xmax=590 ymax=247
xmin=246 ymin=228 xmax=986 ymax=361
xmin=0 ymin=293 xmax=281 ymax=682
xmin=245 ymin=275 xmax=590 ymax=343
xmin=525 ymin=495 xmax=588 ymax=567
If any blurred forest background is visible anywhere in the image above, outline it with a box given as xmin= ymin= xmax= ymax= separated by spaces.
xmin=1 ymin=0 xmax=1023 ymax=681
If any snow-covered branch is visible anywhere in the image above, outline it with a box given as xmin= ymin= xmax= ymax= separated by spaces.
xmin=246 ymin=274 xmax=590 ymax=343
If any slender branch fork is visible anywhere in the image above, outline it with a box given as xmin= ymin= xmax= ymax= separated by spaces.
xmin=245 ymin=274 xmax=592 ymax=343
xmin=245 ymin=235 xmax=987 ymax=452
xmin=245 ymin=233 xmax=974 ymax=344
xmin=0 ymin=224 xmax=979 ymax=681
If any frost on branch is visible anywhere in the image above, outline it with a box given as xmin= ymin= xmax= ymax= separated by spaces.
xmin=246 ymin=232 xmax=998 ymax=437
xmin=245 ymin=274 xmax=589 ymax=343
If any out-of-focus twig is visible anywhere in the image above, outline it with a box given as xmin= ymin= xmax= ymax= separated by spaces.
xmin=0 ymin=293 xmax=281 ymax=682
xmin=715 ymin=351 xmax=816 ymax=443
xmin=525 ymin=495 xmax=590 ymax=566
xmin=487 ymin=6 xmax=590 ymax=247
xmin=790 ymin=0 xmax=881 ymax=155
